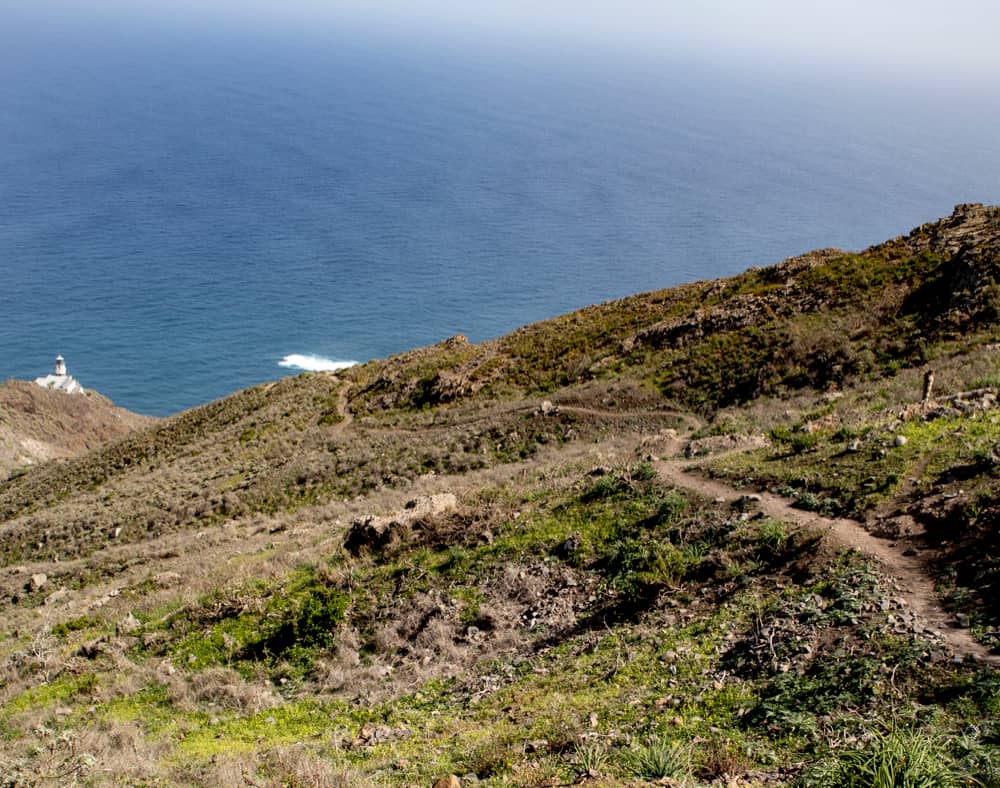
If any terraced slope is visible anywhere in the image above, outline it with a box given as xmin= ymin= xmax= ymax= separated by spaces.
xmin=0 ymin=205 xmax=998 ymax=786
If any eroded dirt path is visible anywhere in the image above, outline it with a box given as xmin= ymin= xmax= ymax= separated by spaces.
xmin=557 ymin=404 xmax=703 ymax=433
xmin=326 ymin=377 xmax=355 ymax=435
xmin=655 ymin=457 xmax=1000 ymax=667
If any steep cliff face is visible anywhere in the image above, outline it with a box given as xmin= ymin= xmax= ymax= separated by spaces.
xmin=0 ymin=380 xmax=153 ymax=478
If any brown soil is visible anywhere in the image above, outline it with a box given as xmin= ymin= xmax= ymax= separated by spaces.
xmin=0 ymin=381 xmax=154 ymax=478
xmin=655 ymin=456 xmax=1000 ymax=667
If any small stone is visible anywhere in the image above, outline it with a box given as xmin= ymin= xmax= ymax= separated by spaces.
xmin=846 ymin=439 xmax=863 ymax=452
xmin=118 ymin=612 xmax=142 ymax=634
xmin=28 ymin=573 xmax=47 ymax=592
xmin=894 ymin=435 xmax=908 ymax=447
xmin=153 ymin=571 xmax=182 ymax=588
xmin=955 ymin=613 xmax=970 ymax=628
xmin=44 ymin=589 xmax=69 ymax=606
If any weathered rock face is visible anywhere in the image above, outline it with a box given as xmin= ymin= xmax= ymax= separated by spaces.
xmin=626 ymin=205 xmax=1000 ymax=355
xmin=897 ymin=203 xmax=1000 ymax=331
xmin=919 ymin=203 xmax=1000 ymax=257
xmin=353 ymin=334 xmax=491 ymax=411
xmin=343 ymin=494 xmax=458 ymax=556
xmin=630 ymin=294 xmax=781 ymax=351
xmin=624 ymin=250 xmax=843 ymax=353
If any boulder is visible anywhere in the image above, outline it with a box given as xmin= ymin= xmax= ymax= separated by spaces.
xmin=153 ymin=571 xmax=183 ymax=589
xmin=117 ymin=612 xmax=142 ymax=635
xmin=44 ymin=588 xmax=69 ymax=606
xmin=344 ymin=494 xmax=458 ymax=556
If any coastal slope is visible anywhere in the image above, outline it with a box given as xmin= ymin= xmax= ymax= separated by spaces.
xmin=0 ymin=205 xmax=998 ymax=786
xmin=0 ymin=380 xmax=153 ymax=479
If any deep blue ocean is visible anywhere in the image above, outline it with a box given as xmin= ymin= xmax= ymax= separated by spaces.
xmin=2 ymin=21 xmax=999 ymax=416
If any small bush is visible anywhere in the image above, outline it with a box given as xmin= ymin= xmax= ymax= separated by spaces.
xmin=632 ymin=461 xmax=657 ymax=481
xmin=770 ymin=425 xmax=819 ymax=455
xmin=622 ymin=737 xmax=690 ymax=780
xmin=574 ymin=742 xmax=611 ymax=776
xmin=581 ymin=474 xmax=631 ymax=502
xmin=804 ymin=727 xmax=965 ymax=787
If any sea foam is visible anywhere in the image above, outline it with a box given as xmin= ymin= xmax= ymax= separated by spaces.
xmin=278 ymin=354 xmax=358 ymax=372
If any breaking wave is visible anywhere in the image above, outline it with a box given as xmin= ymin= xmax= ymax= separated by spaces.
xmin=278 ymin=354 xmax=358 ymax=372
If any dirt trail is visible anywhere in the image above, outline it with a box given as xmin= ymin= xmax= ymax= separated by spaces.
xmin=302 ymin=386 xmax=999 ymax=666
xmin=557 ymin=404 xmax=703 ymax=433
xmin=326 ymin=378 xmax=354 ymax=435
xmin=655 ymin=457 xmax=1000 ymax=667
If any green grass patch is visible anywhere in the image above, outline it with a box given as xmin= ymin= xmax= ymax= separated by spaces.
xmin=3 ymin=672 xmax=99 ymax=715
xmin=142 ymin=565 xmax=348 ymax=680
xmin=51 ymin=615 xmax=104 ymax=637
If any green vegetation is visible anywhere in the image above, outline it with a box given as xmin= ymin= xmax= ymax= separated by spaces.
xmin=1 ymin=206 xmax=999 ymax=783
xmin=142 ymin=565 xmax=348 ymax=680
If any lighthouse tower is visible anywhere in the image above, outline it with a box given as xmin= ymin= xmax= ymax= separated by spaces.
xmin=34 ymin=354 xmax=84 ymax=395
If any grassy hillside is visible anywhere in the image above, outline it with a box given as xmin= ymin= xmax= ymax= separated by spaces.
xmin=0 ymin=205 xmax=998 ymax=785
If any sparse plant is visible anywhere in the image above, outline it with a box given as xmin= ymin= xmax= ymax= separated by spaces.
xmin=632 ymin=461 xmax=657 ymax=481
xmin=461 ymin=738 xmax=517 ymax=779
xmin=804 ymin=726 xmax=966 ymax=787
xmin=575 ymin=741 xmax=611 ymax=776
xmin=621 ymin=737 xmax=691 ymax=781
xmin=756 ymin=518 xmax=791 ymax=555
xmin=699 ymin=735 xmax=750 ymax=781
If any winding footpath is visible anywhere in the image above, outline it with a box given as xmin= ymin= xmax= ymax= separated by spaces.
xmin=655 ymin=457 xmax=1000 ymax=667
xmin=325 ymin=384 xmax=997 ymax=666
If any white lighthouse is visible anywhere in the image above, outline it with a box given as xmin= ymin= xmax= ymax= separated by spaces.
xmin=34 ymin=354 xmax=84 ymax=395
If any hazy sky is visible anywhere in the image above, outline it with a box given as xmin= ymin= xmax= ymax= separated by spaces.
xmin=8 ymin=0 xmax=1000 ymax=80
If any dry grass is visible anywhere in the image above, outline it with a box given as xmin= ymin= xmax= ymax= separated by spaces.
xmin=1 ymin=206 xmax=999 ymax=784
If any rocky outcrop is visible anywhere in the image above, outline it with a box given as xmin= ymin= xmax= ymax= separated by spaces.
xmin=624 ymin=250 xmax=842 ymax=352
xmin=343 ymin=494 xmax=459 ymax=556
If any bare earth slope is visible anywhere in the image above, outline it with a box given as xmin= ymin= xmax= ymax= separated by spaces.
xmin=0 ymin=380 xmax=154 ymax=479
